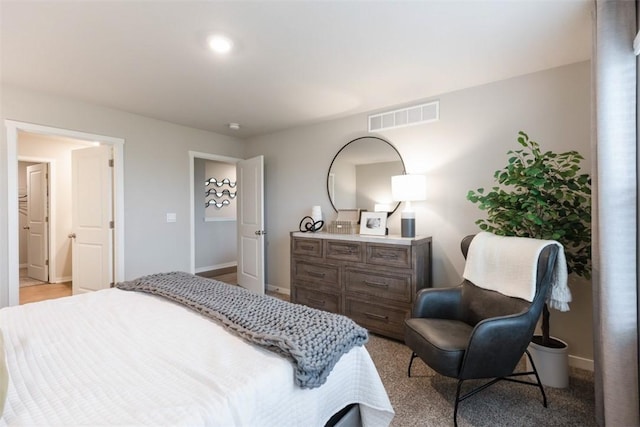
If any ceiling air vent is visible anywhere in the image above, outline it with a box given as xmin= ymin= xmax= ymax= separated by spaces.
xmin=368 ymin=100 xmax=439 ymax=132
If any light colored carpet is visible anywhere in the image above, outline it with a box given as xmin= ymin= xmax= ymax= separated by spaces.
xmin=19 ymin=268 xmax=47 ymax=288
xmin=194 ymin=271 xmax=596 ymax=425
xmin=364 ymin=334 xmax=596 ymax=427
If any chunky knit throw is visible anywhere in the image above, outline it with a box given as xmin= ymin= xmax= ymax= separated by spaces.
xmin=117 ymin=271 xmax=368 ymax=389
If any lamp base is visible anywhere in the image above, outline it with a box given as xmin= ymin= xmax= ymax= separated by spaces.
xmin=400 ymin=212 xmax=415 ymax=238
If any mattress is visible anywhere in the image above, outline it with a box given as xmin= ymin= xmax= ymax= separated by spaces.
xmin=0 ymin=288 xmax=394 ymax=426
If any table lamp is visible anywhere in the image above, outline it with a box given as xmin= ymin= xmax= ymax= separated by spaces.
xmin=392 ymin=174 xmax=426 ymax=238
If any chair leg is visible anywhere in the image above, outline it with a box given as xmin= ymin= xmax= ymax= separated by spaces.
xmin=524 ymin=349 xmax=548 ymax=408
xmin=453 ymin=379 xmax=464 ymax=427
xmin=447 ymin=353 xmax=547 ymax=425
xmin=407 ymin=352 xmax=418 ymax=377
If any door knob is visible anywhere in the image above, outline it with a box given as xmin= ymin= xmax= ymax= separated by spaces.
xmin=68 ymin=233 xmax=76 ymax=239
xmin=23 ymin=226 xmax=30 ymax=230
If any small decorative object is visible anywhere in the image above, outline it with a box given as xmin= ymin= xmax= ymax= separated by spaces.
xmin=205 ymin=176 xmax=237 ymax=209
xmin=205 ymin=188 xmax=237 ymax=199
xmin=392 ymin=174 xmax=426 ymax=238
xmin=311 ymin=206 xmax=323 ymax=231
xmin=359 ymin=212 xmax=387 ymax=236
xmin=336 ymin=209 xmax=361 ymax=224
xmin=327 ymin=220 xmax=355 ymax=234
xmin=299 ymin=216 xmax=324 ymax=233
xmin=206 ymin=199 xmax=231 ymax=209
xmin=205 ymin=177 xmax=236 ymax=188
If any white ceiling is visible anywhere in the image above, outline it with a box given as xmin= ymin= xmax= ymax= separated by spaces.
xmin=1 ymin=1 xmax=592 ymax=139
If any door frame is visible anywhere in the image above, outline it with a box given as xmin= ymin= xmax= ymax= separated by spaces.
xmin=19 ymin=157 xmax=54 ymax=282
xmin=188 ymin=151 xmax=241 ymax=274
xmin=3 ymin=120 xmax=125 ymax=306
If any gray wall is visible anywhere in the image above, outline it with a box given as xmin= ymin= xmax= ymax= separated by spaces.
xmin=245 ymin=61 xmax=593 ymax=363
xmin=1 ymin=61 xmax=593 ymax=364
xmin=355 ymin=161 xmax=403 ymax=212
xmin=194 ymin=158 xmax=237 ymax=271
xmin=0 ymin=84 xmax=244 ymax=292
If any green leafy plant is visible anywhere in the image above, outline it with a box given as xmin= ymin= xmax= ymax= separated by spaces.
xmin=467 ymin=131 xmax=591 ymax=347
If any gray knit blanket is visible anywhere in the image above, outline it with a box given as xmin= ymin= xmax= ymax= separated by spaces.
xmin=116 ymin=271 xmax=368 ymax=389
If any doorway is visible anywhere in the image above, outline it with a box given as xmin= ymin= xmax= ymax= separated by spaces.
xmin=188 ymin=152 xmax=266 ymax=295
xmin=189 ymin=151 xmax=241 ymax=277
xmin=3 ymin=120 xmax=125 ymax=307
xmin=18 ymin=159 xmax=51 ymax=288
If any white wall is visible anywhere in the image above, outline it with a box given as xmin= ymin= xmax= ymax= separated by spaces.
xmin=245 ymin=61 xmax=593 ymax=363
xmin=0 ymin=84 xmax=244 ymax=304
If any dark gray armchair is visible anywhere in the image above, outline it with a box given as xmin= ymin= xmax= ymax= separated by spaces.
xmin=404 ymin=234 xmax=559 ymax=426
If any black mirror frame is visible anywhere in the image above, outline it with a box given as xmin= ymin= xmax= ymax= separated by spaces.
xmin=326 ymin=136 xmax=406 ymax=216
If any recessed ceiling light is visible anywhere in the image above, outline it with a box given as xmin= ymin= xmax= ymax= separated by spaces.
xmin=208 ymin=35 xmax=233 ymax=54
xmin=228 ymin=123 xmax=240 ymax=130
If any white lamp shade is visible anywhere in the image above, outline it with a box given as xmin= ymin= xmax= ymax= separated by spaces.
xmin=392 ymin=174 xmax=426 ymax=202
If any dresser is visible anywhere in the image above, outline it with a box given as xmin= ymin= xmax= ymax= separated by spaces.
xmin=290 ymin=232 xmax=432 ymax=341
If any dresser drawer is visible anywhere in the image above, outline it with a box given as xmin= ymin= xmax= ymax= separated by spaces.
xmin=292 ymin=237 xmax=323 ymax=257
xmin=366 ymin=244 xmax=411 ymax=268
xmin=326 ymin=240 xmax=364 ymax=262
xmin=294 ymin=287 xmax=340 ymax=314
xmin=345 ymin=298 xmax=408 ymax=339
xmin=292 ymin=259 xmax=340 ymax=289
xmin=291 ymin=232 xmax=432 ymax=341
xmin=345 ymin=268 xmax=412 ymax=303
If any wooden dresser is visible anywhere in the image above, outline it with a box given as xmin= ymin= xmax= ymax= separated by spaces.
xmin=290 ymin=232 xmax=432 ymax=341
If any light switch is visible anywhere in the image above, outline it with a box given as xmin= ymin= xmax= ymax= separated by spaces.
xmin=166 ymin=213 xmax=177 ymax=223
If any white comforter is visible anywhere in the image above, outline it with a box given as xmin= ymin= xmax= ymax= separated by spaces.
xmin=0 ymin=288 xmax=394 ymax=426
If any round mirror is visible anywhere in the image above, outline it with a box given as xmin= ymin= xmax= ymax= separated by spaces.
xmin=327 ymin=136 xmax=405 ymax=214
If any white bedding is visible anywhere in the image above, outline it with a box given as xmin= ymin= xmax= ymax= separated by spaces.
xmin=0 ymin=288 xmax=394 ymax=426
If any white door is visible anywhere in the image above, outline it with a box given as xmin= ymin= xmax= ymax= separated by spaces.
xmin=26 ymin=163 xmax=49 ymax=282
xmin=236 ymin=155 xmax=265 ymax=294
xmin=71 ymin=146 xmax=113 ymax=294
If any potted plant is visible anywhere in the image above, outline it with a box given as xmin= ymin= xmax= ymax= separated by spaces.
xmin=467 ymin=131 xmax=591 ymax=387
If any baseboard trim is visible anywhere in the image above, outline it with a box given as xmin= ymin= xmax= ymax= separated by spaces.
xmin=195 ymin=262 xmax=237 ymax=274
xmin=50 ymin=276 xmax=71 ymax=284
xmin=267 ymin=284 xmax=290 ymax=296
xmin=569 ymin=355 xmax=594 ymax=372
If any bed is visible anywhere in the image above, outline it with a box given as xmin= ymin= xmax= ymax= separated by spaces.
xmin=0 ymin=272 xmax=394 ymax=426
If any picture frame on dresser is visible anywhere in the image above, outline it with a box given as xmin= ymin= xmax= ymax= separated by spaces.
xmin=359 ymin=212 xmax=386 ymax=235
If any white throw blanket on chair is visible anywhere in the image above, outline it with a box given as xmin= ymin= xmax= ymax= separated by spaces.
xmin=462 ymin=232 xmax=571 ymax=311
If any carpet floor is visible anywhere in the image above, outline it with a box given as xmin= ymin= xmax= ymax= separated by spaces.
xmin=364 ymin=334 xmax=596 ymax=427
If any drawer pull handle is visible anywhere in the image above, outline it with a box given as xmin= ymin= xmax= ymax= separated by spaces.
xmin=364 ymin=280 xmax=389 ymax=289
xmin=300 ymin=245 xmax=315 ymax=251
xmin=378 ymin=253 xmax=399 ymax=259
xmin=364 ymin=312 xmax=389 ymax=321
xmin=336 ymin=249 xmax=355 ymax=255
xmin=308 ymin=298 xmax=325 ymax=306
xmin=307 ymin=270 xmax=326 ymax=278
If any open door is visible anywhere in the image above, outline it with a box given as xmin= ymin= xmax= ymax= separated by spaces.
xmin=26 ymin=163 xmax=49 ymax=282
xmin=71 ymin=145 xmax=113 ymax=294
xmin=236 ymin=155 xmax=265 ymax=294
